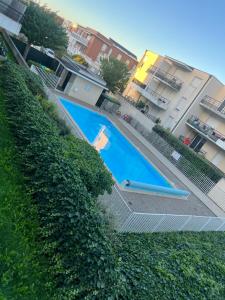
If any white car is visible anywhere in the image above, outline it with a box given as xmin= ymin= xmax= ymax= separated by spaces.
xmin=43 ymin=48 xmax=55 ymax=58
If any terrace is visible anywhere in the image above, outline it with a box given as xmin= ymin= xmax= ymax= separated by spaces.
xmin=148 ymin=65 xmax=183 ymax=91
xmin=200 ymin=95 xmax=225 ymax=120
xmin=186 ymin=115 xmax=225 ymax=151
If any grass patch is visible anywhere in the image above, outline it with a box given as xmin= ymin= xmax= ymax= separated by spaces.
xmin=0 ymin=91 xmax=54 ymax=299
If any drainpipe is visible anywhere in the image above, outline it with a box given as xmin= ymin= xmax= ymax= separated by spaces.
xmin=171 ymin=74 xmax=212 ymax=134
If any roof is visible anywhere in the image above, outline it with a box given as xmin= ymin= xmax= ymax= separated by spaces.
xmin=165 ymin=56 xmax=194 ymax=72
xmin=76 ymin=25 xmax=137 ymax=61
xmin=58 ymin=56 xmax=107 ymax=89
xmin=109 ymin=38 xmax=137 ymax=60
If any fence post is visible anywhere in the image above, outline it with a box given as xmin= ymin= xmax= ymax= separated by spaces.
xmin=151 ymin=215 xmax=166 ymax=232
xmin=178 ymin=215 xmax=192 ymax=231
xmin=120 ymin=213 xmax=134 ymax=232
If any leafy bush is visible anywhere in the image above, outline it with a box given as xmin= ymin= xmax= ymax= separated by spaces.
xmin=0 ymin=89 xmax=54 ymax=299
xmin=115 ymin=231 xmax=225 ymax=299
xmin=1 ymin=61 xmax=121 ymax=299
xmin=14 ymin=64 xmax=45 ymax=97
xmin=38 ymin=96 xmax=71 ymax=136
xmin=63 ymin=135 xmax=114 ymax=197
xmin=135 ymin=100 xmax=145 ymax=109
xmin=153 ymin=125 xmax=224 ymax=182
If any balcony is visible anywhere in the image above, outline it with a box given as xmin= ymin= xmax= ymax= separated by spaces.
xmin=148 ymin=65 xmax=183 ymax=91
xmin=186 ymin=115 xmax=225 ymax=151
xmin=0 ymin=0 xmax=26 ymax=35
xmin=132 ymin=80 xmax=170 ymax=110
xmin=200 ymin=95 xmax=225 ymax=120
xmin=71 ymin=32 xmax=88 ymax=46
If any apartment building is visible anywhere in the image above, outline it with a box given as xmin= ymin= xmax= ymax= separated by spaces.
xmin=0 ymin=0 xmax=26 ymax=35
xmin=123 ymin=50 xmax=225 ymax=173
xmin=173 ymin=76 xmax=225 ymax=172
xmin=66 ymin=24 xmax=138 ymax=72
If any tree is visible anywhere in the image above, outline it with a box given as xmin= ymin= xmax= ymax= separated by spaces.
xmin=100 ymin=57 xmax=129 ymax=93
xmin=21 ymin=2 xmax=68 ymax=59
xmin=72 ymin=54 xmax=89 ymax=67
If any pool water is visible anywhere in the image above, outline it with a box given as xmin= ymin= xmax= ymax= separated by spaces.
xmin=60 ymin=98 xmax=172 ymax=188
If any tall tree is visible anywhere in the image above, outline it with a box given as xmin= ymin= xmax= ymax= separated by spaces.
xmin=21 ymin=2 xmax=68 ymax=59
xmin=100 ymin=57 xmax=129 ymax=93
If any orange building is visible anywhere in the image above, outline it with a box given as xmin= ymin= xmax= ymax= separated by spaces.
xmin=66 ymin=24 xmax=138 ymax=72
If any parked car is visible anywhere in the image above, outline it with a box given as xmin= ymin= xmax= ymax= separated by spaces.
xmin=43 ymin=48 xmax=55 ymax=58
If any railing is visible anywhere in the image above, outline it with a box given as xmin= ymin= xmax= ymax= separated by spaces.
xmin=123 ymin=95 xmax=158 ymax=123
xmin=0 ymin=0 xmax=26 ymax=23
xmin=149 ymin=65 xmax=183 ymax=91
xmin=71 ymin=32 xmax=88 ymax=46
xmin=132 ymin=80 xmax=170 ymax=110
xmin=201 ymin=95 xmax=225 ymax=117
xmin=187 ymin=115 xmax=225 ymax=151
xmin=147 ymin=131 xmax=217 ymax=194
xmin=99 ymin=184 xmax=225 ymax=233
xmin=34 ymin=66 xmax=59 ymax=89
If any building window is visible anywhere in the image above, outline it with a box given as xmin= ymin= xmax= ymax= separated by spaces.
xmin=117 ymin=54 xmax=122 ymax=60
xmin=101 ymin=44 xmax=108 ymax=51
xmin=176 ymin=97 xmax=187 ymax=111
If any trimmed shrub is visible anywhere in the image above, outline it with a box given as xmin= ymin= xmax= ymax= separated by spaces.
xmin=63 ymin=135 xmax=114 ymax=197
xmin=153 ymin=125 xmax=224 ymax=182
xmin=1 ymin=61 xmax=122 ymax=299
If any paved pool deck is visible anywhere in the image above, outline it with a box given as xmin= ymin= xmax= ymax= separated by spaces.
xmin=48 ymin=89 xmax=225 ymax=218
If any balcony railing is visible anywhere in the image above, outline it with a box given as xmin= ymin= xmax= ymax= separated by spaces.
xmin=71 ymin=32 xmax=88 ymax=46
xmin=0 ymin=0 xmax=26 ymax=23
xmin=132 ymin=80 xmax=170 ymax=110
xmin=200 ymin=95 xmax=225 ymax=119
xmin=186 ymin=115 xmax=225 ymax=151
xmin=148 ymin=65 xmax=183 ymax=91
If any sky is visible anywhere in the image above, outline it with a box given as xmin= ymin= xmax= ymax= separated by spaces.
xmin=43 ymin=0 xmax=225 ymax=82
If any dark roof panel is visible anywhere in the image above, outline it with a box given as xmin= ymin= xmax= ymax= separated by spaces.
xmin=59 ymin=56 xmax=107 ymax=88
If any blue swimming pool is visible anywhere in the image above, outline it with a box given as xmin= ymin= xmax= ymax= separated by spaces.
xmin=60 ymin=98 xmax=172 ymax=188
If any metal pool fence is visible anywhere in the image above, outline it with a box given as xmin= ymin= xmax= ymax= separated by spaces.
xmin=146 ymin=131 xmax=216 ymax=194
xmin=100 ymin=186 xmax=225 ymax=233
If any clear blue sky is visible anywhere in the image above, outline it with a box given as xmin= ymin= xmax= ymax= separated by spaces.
xmin=44 ymin=0 xmax=225 ymax=82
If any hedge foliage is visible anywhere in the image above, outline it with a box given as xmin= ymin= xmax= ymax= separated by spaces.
xmin=153 ymin=125 xmax=224 ymax=182
xmin=0 ymin=90 xmax=54 ymax=299
xmin=116 ymin=231 xmax=225 ymax=299
xmin=0 ymin=61 xmax=121 ymax=299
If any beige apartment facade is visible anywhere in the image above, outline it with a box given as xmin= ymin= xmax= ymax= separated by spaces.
xmin=173 ymin=76 xmax=225 ymax=172
xmin=123 ymin=50 xmax=225 ymax=173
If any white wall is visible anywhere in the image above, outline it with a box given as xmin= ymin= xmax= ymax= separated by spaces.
xmin=65 ymin=74 xmax=104 ymax=106
xmin=119 ymin=98 xmax=155 ymax=131
xmin=0 ymin=12 xmax=21 ymax=35
xmin=208 ymin=178 xmax=225 ymax=212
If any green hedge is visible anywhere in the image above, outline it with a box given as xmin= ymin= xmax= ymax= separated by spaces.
xmin=153 ymin=125 xmax=224 ymax=182
xmin=1 ymin=61 xmax=122 ymax=299
xmin=116 ymin=231 xmax=225 ymax=299
xmin=0 ymin=89 xmax=54 ymax=299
